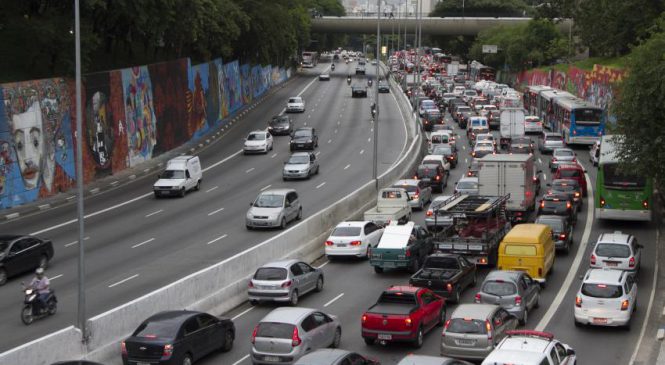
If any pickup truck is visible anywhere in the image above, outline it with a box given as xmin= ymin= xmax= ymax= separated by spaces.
xmin=370 ymin=222 xmax=433 ymax=273
xmin=409 ymin=253 xmax=477 ymax=303
xmin=363 ymin=188 xmax=412 ymax=226
xmin=361 ymin=285 xmax=446 ymax=348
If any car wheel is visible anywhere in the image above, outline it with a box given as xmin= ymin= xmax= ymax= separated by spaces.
xmin=364 ymin=337 xmax=375 ymax=346
xmin=437 ymin=307 xmax=447 ymax=326
xmin=280 ymin=217 xmax=287 ymax=229
xmin=453 ymin=288 xmax=461 ymax=304
xmin=289 ymin=290 xmax=299 ymax=306
xmin=222 ymin=329 xmax=234 ymax=352
xmin=413 ymin=327 xmax=424 ymax=348
xmin=315 ymin=276 xmax=324 ymax=292
xmin=38 ymin=255 xmax=49 ymax=269
xmin=249 ymin=300 xmax=259 ymax=306
xmin=520 ymin=309 xmax=528 ymax=326
xmin=296 ymin=208 xmax=302 ymax=220
xmin=330 ymin=327 xmax=341 ymax=348
xmin=373 ymin=266 xmax=384 ymax=274
xmin=195 ymin=180 xmax=201 ymax=191
xmin=623 ymin=321 xmax=631 ymax=331
xmin=246 ymin=225 xmax=253 ymax=231
xmin=179 ymin=188 xmax=186 ymax=198
xmin=182 ymin=354 xmax=193 ymax=365
xmin=0 ymin=268 xmax=6 ymax=286
xmin=574 ymin=319 xmax=582 ymax=327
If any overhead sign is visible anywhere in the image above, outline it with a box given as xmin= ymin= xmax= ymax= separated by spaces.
xmin=482 ymin=45 xmax=498 ymax=54
xmin=381 ymin=46 xmax=387 ymax=55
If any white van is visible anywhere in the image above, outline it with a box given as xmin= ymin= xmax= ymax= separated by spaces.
xmin=153 ymin=155 xmax=202 ymax=198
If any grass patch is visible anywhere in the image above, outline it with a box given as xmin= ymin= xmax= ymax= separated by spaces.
xmin=534 ymin=56 xmax=628 ymax=73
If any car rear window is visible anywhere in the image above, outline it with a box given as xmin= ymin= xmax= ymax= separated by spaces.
xmin=457 ymin=181 xmax=478 ymax=190
xmin=558 ymin=169 xmax=581 ymax=178
xmin=331 ymin=227 xmax=362 ymax=237
xmin=536 ymin=218 xmax=564 ymax=231
xmin=393 ymin=184 xmax=417 ymax=193
xmin=595 ymin=243 xmax=631 ymax=258
xmin=504 ymin=244 xmax=537 ymax=256
xmin=379 ymin=292 xmax=417 ymax=305
xmin=256 ymin=322 xmax=295 ymax=339
xmin=555 ymin=149 xmax=574 ymax=157
xmin=546 ymin=135 xmax=562 ymax=141
xmin=482 ymin=281 xmax=518 ymax=296
xmin=417 ymin=167 xmax=439 ymax=177
xmin=254 ymin=268 xmax=288 ymax=280
xmin=552 ymin=183 xmax=576 ymax=192
xmin=582 ymin=283 xmax=623 ymax=298
xmin=447 ymin=318 xmax=487 ymax=334
xmin=543 ymin=199 xmax=568 ymax=210
xmin=133 ymin=321 xmax=178 ymax=338
xmin=431 ymin=135 xmax=447 ymax=144
xmin=433 ymin=146 xmax=453 ymax=155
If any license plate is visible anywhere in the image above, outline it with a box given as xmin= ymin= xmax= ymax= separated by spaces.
xmin=378 ymin=334 xmax=392 ymax=340
xmin=593 ymin=317 xmax=608 ymax=324
xmin=136 ymin=362 xmax=152 ymax=365
xmin=264 ymin=356 xmax=280 ymax=362
xmin=384 ymin=262 xmax=396 ymax=268
xmin=298 ymin=144 xmax=304 ymax=147
xmin=605 ymin=262 xmax=618 ymax=267
xmin=336 ymin=244 xmax=347 ymax=247
xmin=456 ymin=339 xmax=475 ymax=346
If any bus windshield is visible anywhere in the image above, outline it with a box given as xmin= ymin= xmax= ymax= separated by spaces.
xmin=602 ymin=164 xmax=646 ymax=190
xmin=574 ymin=108 xmax=602 ymax=126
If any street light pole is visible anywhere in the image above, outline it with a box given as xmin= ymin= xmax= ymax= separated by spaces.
xmin=373 ymin=0 xmax=380 ymax=189
xmin=74 ymin=0 xmax=87 ymax=341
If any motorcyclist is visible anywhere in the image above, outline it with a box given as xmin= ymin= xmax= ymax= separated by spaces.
xmin=30 ymin=268 xmax=50 ymax=313
xmin=331 ymin=63 xmax=335 ymax=71
xmin=347 ymin=75 xmax=352 ymax=85
xmin=368 ymin=78 xmax=373 ymax=87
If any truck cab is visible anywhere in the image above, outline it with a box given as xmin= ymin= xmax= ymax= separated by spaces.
xmin=363 ymin=188 xmax=412 ymax=226
xmin=370 ymin=222 xmax=433 ymax=274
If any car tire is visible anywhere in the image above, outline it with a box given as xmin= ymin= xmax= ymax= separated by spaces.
xmin=315 ymin=276 xmax=324 ymax=292
xmin=246 ymin=225 xmax=253 ymax=230
xmin=330 ymin=327 xmax=341 ymax=348
xmin=520 ymin=309 xmax=528 ymax=326
xmin=623 ymin=321 xmax=631 ymax=331
xmin=453 ymin=288 xmax=461 ymax=304
xmin=249 ymin=300 xmax=258 ymax=306
xmin=221 ymin=329 xmax=234 ymax=352
xmin=0 ymin=268 xmax=6 ymax=286
xmin=179 ymin=188 xmax=186 ymax=198
xmin=437 ymin=307 xmax=446 ymax=326
xmin=296 ymin=208 xmax=302 ymax=220
xmin=182 ymin=354 xmax=193 ymax=365
xmin=413 ymin=327 xmax=424 ymax=348
xmin=364 ymin=337 xmax=375 ymax=346
xmin=374 ymin=266 xmax=384 ymax=274
xmin=290 ymin=290 xmax=299 ymax=306
xmin=38 ymin=255 xmax=49 ymax=270
xmin=574 ymin=319 xmax=582 ymax=327
xmin=280 ymin=217 xmax=287 ymax=229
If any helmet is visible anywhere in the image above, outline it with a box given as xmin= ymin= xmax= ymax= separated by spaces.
xmin=35 ymin=268 xmax=44 ymax=276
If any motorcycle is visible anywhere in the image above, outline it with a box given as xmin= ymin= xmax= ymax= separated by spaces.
xmin=368 ymin=79 xmax=373 ymax=87
xmin=21 ymin=284 xmax=57 ymax=325
xmin=347 ymin=77 xmax=352 ymax=85
xmin=331 ymin=64 xmax=335 ymax=71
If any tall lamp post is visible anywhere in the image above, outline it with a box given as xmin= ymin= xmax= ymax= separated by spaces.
xmin=372 ymin=0 xmax=381 ymax=189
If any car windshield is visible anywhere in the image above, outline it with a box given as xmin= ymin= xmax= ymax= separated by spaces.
xmin=247 ymin=133 xmax=265 ymax=141
xmin=288 ymin=155 xmax=309 ymax=164
xmin=254 ymin=194 xmax=283 ymax=208
xmin=595 ymin=243 xmax=631 ymax=258
xmin=133 ymin=321 xmax=177 ymax=338
xmin=476 ymin=143 xmax=493 ymax=149
xmin=447 ymin=319 xmax=487 ymax=334
xmin=271 ymin=117 xmax=288 ymax=125
xmin=581 ymin=283 xmax=623 ymax=298
xmin=536 ymin=217 xmax=564 ymax=231
xmin=555 ymin=149 xmax=574 ymax=157
xmin=161 ymin=170 xmax=185 ymax=179
xmin=254 ymin=267 xmax=288 ymax=280
xmin=256 ymin=323 xmax=295 ymax=339
xmin=331 ymin=227 xmax=362 ymax=237
xmin=288 ymin=98 xmax=300 ymax=103
xmin=458 ymin=107 xmax=471 ymax=112
xmin=431 ymin=135 xmax=447 ymax=144
xmin=482 ymin=280 xmax=517 ymax=296
xmin=393 ymin=184 xmax=417 ymax=193
xmin=425 ymin=257 xmax=459 ymax=269
xmin=294 ymin=130 xmax=311 ymax=138
xmin=457 ymin=180 xmax=478 ymax=189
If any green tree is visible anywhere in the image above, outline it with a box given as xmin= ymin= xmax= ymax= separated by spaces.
xmin=431 ymin=0 xmax=528 ymax=17
xmin=612 ymin=16 xmax=665 ymax=186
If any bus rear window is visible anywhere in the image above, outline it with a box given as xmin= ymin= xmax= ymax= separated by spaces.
xmin=574 ymin=109 xmax=602 ymax=125
xmin=504 ymin=245 xmax=537 ymax=256
xmin=603 ymin=164 xmax=646 ymax=189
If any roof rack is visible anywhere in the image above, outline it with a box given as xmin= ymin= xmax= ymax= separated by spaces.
xmin=435 ymin=193 xmax=510 ymax=217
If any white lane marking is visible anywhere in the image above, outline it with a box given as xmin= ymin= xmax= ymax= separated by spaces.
xmin=344 ymin=164 xmax=350 ymax=170
xmin=367 ymin=137 xmax=371 ymax=142
xmin=337 ymin=121 xmax=341 ymax=125
xmin=208 ymin=207 xmax=225 ymax=216
xmin=145 ymin=209 xmax=163 ymax=218
xmin=64 ymin=236 xmax=90 ymax=247
xmin=316 ymin=182 xmax=326 ymax=189
xmin=334 ymin=129 xmax=338 ymax=134
xmin=315 ymin=151 xmax=321 ymax=156
xmin=360 ymin=149 xmax=364 ymax=155
xmin=108 ymin=274 xmax=139 ymax=288
xmin=203 ymin=150 xmax=242 ymax=172
xmin=270 ymin=153 xmax=277 ymax=158
xmin=464 ymin=158 xmax=468 ymax=164
xmin=327 ymin=139 xmax=332 ymax=144
xmin=245 ymin=168 xmax=255 ymax=173
xmin=132 ymin=238 xmax=155 ymax=249
xmin=205 ymin=186 xmax=219 ymax=193
xmin=543 ymin=174 xmax=547 ymax=180
xmin=324 ymin=293 xmax=345 ymax=307
xmin=232 ymin=307 xmax=254 ymax=321
xmin=49 ymin=274 xmax=63 ymax=281
xmin=629 ymin=227 xmax=660 ymax=364
xmin=207 ymin=234 xmax=228 ymax=245
xmin=316 ymin=261 xmax=329 ymax=269
xmin=304 ymin=122 xmax=307 ymax=126
xmin=538 ymin=158 xmax=543 ymax=164
xmin=232 ymin=354 xmax=250 ymax=365
xmin=260 ymin=184 xmax=272 ymax=191
xmin=535 ymin=172 xmax=594 ymax=331
xmin=297 ymin=76 xmax=318 ymax=97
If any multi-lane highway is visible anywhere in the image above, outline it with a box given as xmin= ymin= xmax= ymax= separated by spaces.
xmin=0 ymin=61 xmax=408 ymax=352
xmin=195 ymin=107 xmax=659 ymax=365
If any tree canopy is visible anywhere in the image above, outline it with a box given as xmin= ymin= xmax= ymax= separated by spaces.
xmin=431 ymin=0 xmax=528 ymax=17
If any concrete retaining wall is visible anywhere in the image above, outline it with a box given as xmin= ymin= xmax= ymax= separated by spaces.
xmin=0 ymin=326 xmax=83 ymax=365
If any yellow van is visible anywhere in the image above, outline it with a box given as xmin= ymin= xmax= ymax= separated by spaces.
xmin=498 ymin=224 xmax=555 ymax=283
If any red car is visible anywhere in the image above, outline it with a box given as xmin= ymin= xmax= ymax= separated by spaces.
xmin=361 ymin=285 xmax=446 ymax=348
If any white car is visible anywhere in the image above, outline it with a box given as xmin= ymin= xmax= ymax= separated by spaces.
xmin=482 ymin=330 xmax=576 ymax=365
xmin=455 ymin=177 xmax=479 ymax=195
xmin=286 ymin=96 xmax=306 ymax=113
xmin=574 ymin=268 xmax=637 ymax=329
xmin=590 ymin=231 xmax=642 ymax=272
xmin=243 ymin=130 xmax=273 ymax=154
xmin=319 ymin=73 xmax=330 ymax=81
xmin=524 ymin=116 xmax=543 ymax=134
xmin=325 ymin=221 xmax=384 ymax=258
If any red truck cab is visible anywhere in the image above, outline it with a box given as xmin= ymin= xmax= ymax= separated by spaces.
xmin=361 ymin=285 xmax=446 ymax=348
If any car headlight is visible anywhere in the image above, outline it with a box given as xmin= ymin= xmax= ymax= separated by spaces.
xmin=307 ymin=140 xmax=312 ymax=143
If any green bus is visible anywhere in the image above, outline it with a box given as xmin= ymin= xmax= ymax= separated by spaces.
xmin=595 ymin=135 xmax=652 ymax=221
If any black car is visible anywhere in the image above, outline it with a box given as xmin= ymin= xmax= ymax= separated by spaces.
xmin=52 ymin=362 xmax=104 ymax=365
xmin=351 ymin=85 xmax=368 ymax=98
xmin=509 ymin=137 xmax=535 ymax=154
xmin=0 ymin=235 xmax=54 ymax=286
xmin=122 ymin=310 xmax=235 ymax=365
xmin=538 ymin=193 xmax=577 ymax=226
xmin=422 ymin=110 xmax=443 ymax=131
xmin=414 ymin=164 xmax=448 ymax=193
xmin=290 ymin=127 xmax=318 ymax=151
xmin=267 ymin=115 xmax=293 ymax=136
xmin=548 ymin=178 xmax=583 ymax=212
xmin=432 ymin=144 xmax=458 ymax=168
xmin=378 ymin=82 xmax=390 ymax=93
xmin=535 ymin=215 xmax=574 ymax=253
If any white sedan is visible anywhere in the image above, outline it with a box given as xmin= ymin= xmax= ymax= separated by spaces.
xmin=243 ymin=130 xmax=273 ymax=154
xmin=286 ymin=96 xmax=305 ymax=113
xmin=325 ymin=221 xmax=384 ymax=259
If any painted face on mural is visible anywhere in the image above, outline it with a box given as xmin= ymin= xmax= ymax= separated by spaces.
xmin=87 ymin=91 xmax=112 ymax=167
xmin=10 ymin=101 xmax=44 ymax=190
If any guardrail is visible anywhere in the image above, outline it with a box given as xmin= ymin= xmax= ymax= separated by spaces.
xmin=0 ymin=63 xmax=424 ymax=365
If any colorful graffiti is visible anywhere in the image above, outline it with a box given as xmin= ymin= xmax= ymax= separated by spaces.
xmin=122 ymin=66 xmax=157 ymax=167
xmin=240 ymin=64 xmax=253 ymax=105
xmin=224 ymin=61 xmax=243 ymax=115
xmin=252 ymin=66 xmax=265 ymax=98
xmin=149 ymin=59 xmax=189 ymax=154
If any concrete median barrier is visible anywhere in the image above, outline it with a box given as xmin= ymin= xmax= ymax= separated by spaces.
xmin=0 ymin=326 xmax=83 ymax=365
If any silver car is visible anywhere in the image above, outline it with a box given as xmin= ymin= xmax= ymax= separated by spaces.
xmin=590 ymin=231 xmax=642 ymax=272
xmin=425 ymin=195 xmax=454 ymax=231
xmin=441 ymin=304 xmax=518 ymax=360
xmin=539 ymin=132 xmax=565 ymax=154
xmin=392 ymin=179 xmax=432 ymax=211
xmin=246 ymin=189 xmax=302 ymax=229
xmin=454 ymin=177 xmax=479 ymax=195
xmin=283 ymin=152 xmax=319 ymax=180
xmin=549 ymin=148 xmax=577 ymax=171
xmin=294 ymin=349 xmax=378 ymax=365
xmin=249 ymin=259 xmax=324 ymax=305
xmin=251 ymin=307 xmax=341 ymax=365
xmin=475 ymin=270 xmax=540 ymax=325
xmin=397 ymin=354 xmax=474 ymax=365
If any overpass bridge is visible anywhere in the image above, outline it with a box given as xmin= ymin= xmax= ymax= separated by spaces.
xmin=311 ymin=16 xmax=572 ymax=36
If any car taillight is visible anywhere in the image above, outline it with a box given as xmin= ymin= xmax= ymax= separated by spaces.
xmin=362 ymin=314 xmax=368 ymax=323
xmin=560 ymin=233 xmax=566 ymax=239
xmin=600 ymin=196 xmax=606 ymax=207
xmin=643 ymin=200 xmax=649 ymax=209
xmin=621 ymin=300 xmax=630 ymax=311
xmin=540 ymin=201 xmax=545 ymax=208
xmin=121 ymin=341 xmax=127 ymax=355
xmin=325 ymin=240 xmax=334 ymax=246
xmin=515 ymin=295 xmax=522 ymax=305
xmin=162 ymin=344 xmax=174 ymax=358
xmin=590 ymin=254 xmax=596 ymax=265
xmin=405 ymin=318 xmax=413 ymax=327
xmin=350 ymin=240 xmax=362 ymax=246
xmin=629 ymin=256 xmax=636 ymax=268
xmin=446 ymin=283 xmax=453 ymax=293
xmin=575 ymin=296 xmax=582 ymax=307
xmin=566 ymin=201 xmax=572 ymax=209
xmin=475 ymin=293 xmax=481 ymax=303
xmin=406 ymin=249 xmax=411 ymax=257
xmin=426 ymin=210 xmax=433 ymax=217
xmin=292 ymin=326 xmax=302 ymax=346
xmin=485 ymin=320 xmax=492 ymax=340
xmin=436 ymin=175 xmax=441 ymax=181
xmin=413 ymin=193 xmax=420 ymax=199
xmin=281 ymin=280 xmax=292 ymax=288
xmin=248 ymin=280 xmax=254 ymax=288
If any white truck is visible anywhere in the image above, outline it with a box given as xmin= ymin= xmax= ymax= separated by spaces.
xmin=499 ymin=108 xmax=525 ymax=150
xmin=363 ymin=188 xmax=412 ymax=226
xmin=477 ymin=154 xmax=537 ymax=224
xmin=446 ymin=61 xmax=460 ymax=78
xmin=153 ymin=155 xmax=202 ymax=198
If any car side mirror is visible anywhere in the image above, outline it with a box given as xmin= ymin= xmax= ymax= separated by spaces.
xmin=578 ymin=275 xmax=584 ymax=280
xmin=567 ymin=348 xmax=576 ymax=356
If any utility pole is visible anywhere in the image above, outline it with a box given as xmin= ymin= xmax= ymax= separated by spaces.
xmin=373 ymin=0 xmax=381 ymax=189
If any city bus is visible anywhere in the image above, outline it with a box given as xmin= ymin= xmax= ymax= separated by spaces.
xmin=537 ymin=89 xmax=576 ymax=132
xmin=552 ymin=97 xmax=605 ymax=145
xmin=595 ymin=135 xmax=652 ymax=221
xmin=301 ymin=51 xmax=318 ymax=68
xmin=523 ymin=85 xmax=552 ymax=116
